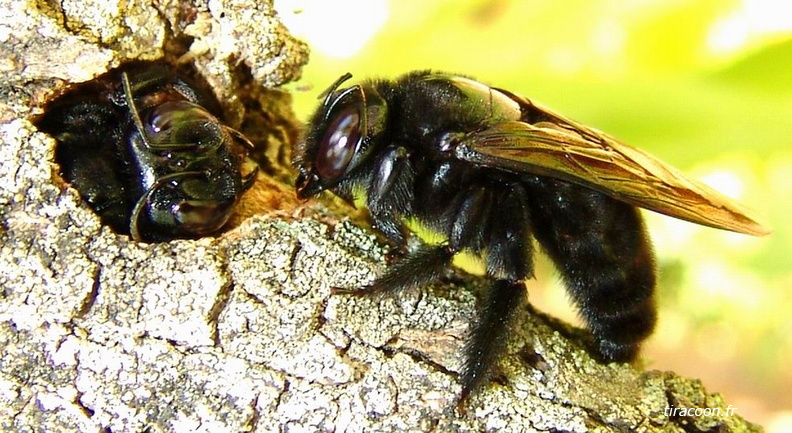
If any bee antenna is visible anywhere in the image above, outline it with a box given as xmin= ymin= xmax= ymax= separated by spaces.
xmin=121 ymin=72 xmax=153 ymax=148
xmin=358 ymin=84 xmax=368 ymax=142
xmin=319 ymin=72 xmax=354 ymax=108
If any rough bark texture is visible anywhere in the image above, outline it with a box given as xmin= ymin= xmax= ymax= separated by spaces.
xmin=0 ymin=1 xmax=762 ymax=432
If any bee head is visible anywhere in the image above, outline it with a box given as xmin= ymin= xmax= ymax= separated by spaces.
xmin=296 ymin=73 xmax=387 ymax=199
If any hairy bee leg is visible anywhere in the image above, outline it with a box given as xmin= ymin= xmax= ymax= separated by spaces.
xmin=461 ymin=279 xmax=526 ymax=401
xmin=527 ymin=179 xmax=656 ymax=362
xmin=448 ymin=186 xmax=492 ymax=253
xmin=340 ymin=182 xmax=490 ymax=299
xmin=334 ymin=145 xmax=428 ymax=297
xmin=335 ymin=244 xmax=455 ymax=297
xmin=461 ymin=183 xmax=533 ymax=398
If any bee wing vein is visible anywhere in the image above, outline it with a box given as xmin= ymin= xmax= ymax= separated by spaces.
xmin=456 ymin=119 xmax=769 ymax=236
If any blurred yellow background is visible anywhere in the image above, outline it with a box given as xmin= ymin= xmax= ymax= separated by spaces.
xmin=276 ymin=0 xmax=792 ymax=428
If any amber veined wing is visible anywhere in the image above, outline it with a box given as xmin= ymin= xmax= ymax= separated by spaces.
xmin=453 ymin=96 xmax=770 ymax=236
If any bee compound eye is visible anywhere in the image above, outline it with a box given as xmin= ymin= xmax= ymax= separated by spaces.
xmin=316 ymin=106 xmax=361 ymax=181
xmin=147 ymin=101 xmax=217 ymax=144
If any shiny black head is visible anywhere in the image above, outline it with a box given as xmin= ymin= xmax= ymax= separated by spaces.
xmin=295 ymin=73 xmax=388 ymax=199
xmin=121 ymin=71 xmax=257 ymax=241
xmin=35 ymin=63 xmax=258 ymax=242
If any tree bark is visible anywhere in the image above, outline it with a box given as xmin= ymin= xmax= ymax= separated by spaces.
xmin=0 ymin=1 xmax=761 ymax=431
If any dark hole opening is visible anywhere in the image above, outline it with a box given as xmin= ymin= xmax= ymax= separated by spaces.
xmin=33 ymin=60 xmax=261 ymax=243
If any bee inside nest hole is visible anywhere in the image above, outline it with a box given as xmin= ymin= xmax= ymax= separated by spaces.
xmin=34 ymin=60 xmax=301 ymax=243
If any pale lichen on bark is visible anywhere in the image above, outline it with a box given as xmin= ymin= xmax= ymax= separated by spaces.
xmin=0 ymin=0 xmax=763 ymax=431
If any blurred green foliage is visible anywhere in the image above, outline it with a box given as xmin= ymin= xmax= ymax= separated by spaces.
xmin=282 ymin=0 xmax=792 ymax=426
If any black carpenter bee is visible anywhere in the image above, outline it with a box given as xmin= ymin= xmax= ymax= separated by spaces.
xmin=36 ymin=64 xmax=257 ymax=242
xmin=294 ymin=71 xmax=768 ymax=398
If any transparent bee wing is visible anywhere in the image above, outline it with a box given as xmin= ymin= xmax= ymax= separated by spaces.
xmin=454 ymin=100 xmax=769 ymax=236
